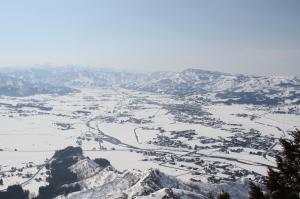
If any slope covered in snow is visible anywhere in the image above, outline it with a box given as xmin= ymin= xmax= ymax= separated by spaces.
xmin=49 ymin=146 xmax=205 ymax=199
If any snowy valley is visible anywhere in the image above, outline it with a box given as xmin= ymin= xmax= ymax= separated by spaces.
xmin=0 ymin=67 xmax=299 ymax=198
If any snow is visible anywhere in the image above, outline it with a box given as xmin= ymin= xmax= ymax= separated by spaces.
xmin=0 ymin=84 xmax=298 ymax=197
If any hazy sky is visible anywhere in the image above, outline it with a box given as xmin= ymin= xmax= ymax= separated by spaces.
xmin=0 ymin=0 xmax=299 ymax=75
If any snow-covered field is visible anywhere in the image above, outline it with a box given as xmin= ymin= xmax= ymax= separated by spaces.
xmin=0 ymin=87 xmax=299 ymax=195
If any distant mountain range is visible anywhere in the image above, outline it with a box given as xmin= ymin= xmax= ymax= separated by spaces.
xmin=0 ymin=67 xmax=299 ymax=105
xmin=0 ymin=72 xmax=77 ymax=97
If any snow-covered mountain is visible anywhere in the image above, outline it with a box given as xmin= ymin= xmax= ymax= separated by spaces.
xmin=1 ymin=66 xmax=299 ymax=105
xmin=123 ymin=68 xmax=300 ymax=105
xmin=61 ymin=159 xmax=250 ymax=199
xmin=59 ymin=166 xmax=205 ymax=199
xmin=1 ymin=67 xmax=145 ymax=88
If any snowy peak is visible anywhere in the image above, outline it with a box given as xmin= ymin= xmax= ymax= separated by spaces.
xmin=69 ymin=158 xmax=102 ymax=180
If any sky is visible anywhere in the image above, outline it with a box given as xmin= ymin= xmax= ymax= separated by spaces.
xmin=0 ymin=0 xmax=299 ymax=76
